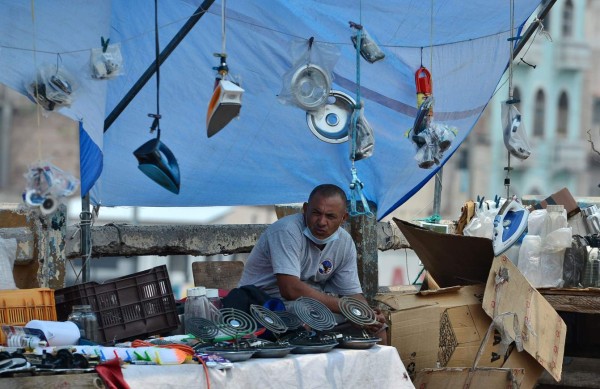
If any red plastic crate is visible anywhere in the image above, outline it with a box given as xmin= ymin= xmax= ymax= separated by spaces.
xmin=54 ymin=265 xmax=179 ymax=344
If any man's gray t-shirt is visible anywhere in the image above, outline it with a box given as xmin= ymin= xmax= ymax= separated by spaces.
xmin=238 ymin=213 xmax=362 ymax=299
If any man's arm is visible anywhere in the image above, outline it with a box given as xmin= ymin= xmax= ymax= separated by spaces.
xmin=276 ymin=274 xmax=343 ymax=313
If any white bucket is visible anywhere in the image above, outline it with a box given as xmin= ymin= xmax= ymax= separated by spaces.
xmin=25 ymin=320 xmax=80 ymax=346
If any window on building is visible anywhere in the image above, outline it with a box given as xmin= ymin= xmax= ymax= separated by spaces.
xmin=533 ymin=89 xmax=545 ymax=137
xmin=557 ymin=91 xmax=568 ymax=137
xmin=562 ymin=0 xmax=573 ymax=38
xmin=512 ymin=86 xmax=521 ymax=111
xmin=593 ymin=97 xmax=600 ymax=126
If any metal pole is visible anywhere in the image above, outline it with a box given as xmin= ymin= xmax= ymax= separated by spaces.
xmin=80 ymin=193 xmax=92 ymax=282
xmin=104 ymin=0 xmax=216 ymax=132
xmin=433 ymin=167 xmax=443 ymax=216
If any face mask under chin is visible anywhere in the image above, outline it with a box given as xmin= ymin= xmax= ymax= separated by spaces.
xmin=303 ymin=226 xmax=340 ymax=245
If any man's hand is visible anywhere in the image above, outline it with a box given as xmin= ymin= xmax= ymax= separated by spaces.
xmin=365 ymin=307 xmax=387 ymax=333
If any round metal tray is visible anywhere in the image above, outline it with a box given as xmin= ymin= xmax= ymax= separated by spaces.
xmin=337 ymin=337 xmax=381 ymax=350
xmin=203 ymin=347 xmax=256 ymax=362
xmin=290 ymin=341 xmax=338 ymax=354
xmin=291 ymin=64 xmax=331 ymax=111
xmin=253 ymin=345 xmax=295 ymax=358
xmin=306 ymin=90 xmax=355 ymax=144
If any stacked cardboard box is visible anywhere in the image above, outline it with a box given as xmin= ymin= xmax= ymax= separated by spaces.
xmin=376 ymin=220 xmax=567 ymax=389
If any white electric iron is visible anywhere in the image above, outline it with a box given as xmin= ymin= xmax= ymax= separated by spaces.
xmin=206 ymin=79 xmax=244 ymax=137
xmin=492 ymin=199 xmax=529 ymax=256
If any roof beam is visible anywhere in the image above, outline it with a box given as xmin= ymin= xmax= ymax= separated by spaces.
xmin=104 ymin=0 xmax=216 ymax=132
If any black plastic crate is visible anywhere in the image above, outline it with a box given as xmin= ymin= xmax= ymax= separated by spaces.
xmin=54 ymin=265 xmax=179 ymax=344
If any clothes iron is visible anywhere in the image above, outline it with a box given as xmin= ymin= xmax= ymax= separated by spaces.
xmin=492 ymin=199 xmax=529 ymax=256
xmin=206 ymin=79 xmax=244 ymax=137
xmin=133 ymin=137 xmax=180 ymax=194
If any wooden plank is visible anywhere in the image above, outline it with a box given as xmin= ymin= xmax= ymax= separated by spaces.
xmin=539 ymin=291 xmax=600 ymax=314
xmin=192 ymin=260 xmax=245 ymax=289
xmin=0 ymin=372 xmax=101 ymax=389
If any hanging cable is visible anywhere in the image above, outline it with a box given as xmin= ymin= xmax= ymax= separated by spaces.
xmin=504 ymin=0 xmax=517 ymax=198
xmin=221 ymin=0 xmax=226 ymax=56
xmin=149 ymin=0 xmax=162 ymax=140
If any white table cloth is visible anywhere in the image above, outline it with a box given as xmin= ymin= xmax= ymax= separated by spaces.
xmin=121 ymin=345 xmax=414 ymax=389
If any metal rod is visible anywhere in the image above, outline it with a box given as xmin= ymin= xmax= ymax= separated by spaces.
xmin=512 ymin=0 xmax=556 ymax=60
xmin=433 ymin=167 xmax=443 ymax=216
xmin=80 ymin=193 xmax=92 ymax=282
xmin=104 ymin=0 xmax=216 ymax=132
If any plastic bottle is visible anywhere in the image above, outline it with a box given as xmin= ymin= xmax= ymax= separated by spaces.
xmin=67 ymin=305 xmax=100 ymax=344
xmin=7 ymin=334 xmax=47 ymax=350
xmin=582 ymin=205 xmax=600 ymax=235
xmin=583 ymin=247 xmax=600 ymax=287
xmin=206 ymin=288 xmax=222 ymax=310
xmin=184 ymin=287 xmax=213 ymax=332
xmin=540 ymin=205 xmax=568 ymax=287
xmin=517 ymin=235 xmax=542 ymax=287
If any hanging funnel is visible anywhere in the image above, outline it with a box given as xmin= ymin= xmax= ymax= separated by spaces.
xmin=133 ymin=137 xmax=180 ymax=194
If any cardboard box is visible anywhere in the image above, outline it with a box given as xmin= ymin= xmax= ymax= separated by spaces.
xmin=376 ymin=284 xmax=544 ymax=389
xmin=531 ymin=187 xmax=580 ymax=218
xmin=413 ymin=367 xmax=525 ymax=388
xmin=394 ymin=219 xmax=494 ymax=287
xmin=482 ymin=255 xmax=567 ymax=382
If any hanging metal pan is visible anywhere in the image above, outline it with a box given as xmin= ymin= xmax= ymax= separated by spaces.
xmin=306 ymin=90 xmax=355 ymax=144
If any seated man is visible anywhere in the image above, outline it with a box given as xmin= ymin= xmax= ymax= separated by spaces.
xmin=238 ymin=183 xmax=386 ymax=341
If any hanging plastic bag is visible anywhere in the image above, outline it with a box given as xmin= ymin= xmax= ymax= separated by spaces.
xmin=527 ymin=209 xmax=547 ymax=236
xmin=278 ymin=38 xmax=340 ymax=111
xmin=517 ymin=235 xmax=542 ymax=286
xmin=408 ymin=96 xmax=458 ymax=169
xmin=431 ymin=122 xmax=457 ymax=153
xmin=351 ymin=27 xmax=385 ymax=64
xmin=464 ymin=205 xmax=502 ymax=239
xmin=22 ymin=161 xmax=79 ymax=215
xmin=349 ymin=104 xmax=374 ymax=161
xmin=563 ymin=235 xmax=588 ymax=287
xmin=501 ymin=101 xmax=531 ymax=160
xmin=90 ymin=40 xmax=124 ymax=79
xmin=26 ymin=64 xmax=77 ymax=111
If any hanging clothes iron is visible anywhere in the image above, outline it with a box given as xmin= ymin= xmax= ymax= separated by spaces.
xmin=492 ymin=199 xmax=529 ymax=256
xmin=133 ymin=135 xmax=180 ymax=194
xmin=206 ymin=76 xmax=244 ymax=137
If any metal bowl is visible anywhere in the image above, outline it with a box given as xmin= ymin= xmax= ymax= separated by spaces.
xmin=203 ymin=347 xmax=256 ymax=362
xmin=306 ymin=90 xmax=355 ymax=144
xmin=253 ymin=345 xmax=295 ymax=358
xmin=337 ymin=337 xmax=381 ymax=350
xmin=290 ymin=64 xmax=331 ymax=111
xmin=290 ymin=341 xmax=338 ymax=354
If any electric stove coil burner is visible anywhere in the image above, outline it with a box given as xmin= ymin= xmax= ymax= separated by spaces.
xmin=275 ymin=311 xmax=304 ymax=330
xmin=250 ymin=305 xmax=288 ymax=335
xmin=217 ymin=308 xmax=258 ymax=339
xmin=185 ymin=317 xmax=219 ymax=341
xmin=339 ymin=297 xmax=377 ymax=327
xmin=292 ymin=297 xmax=337 ymax=331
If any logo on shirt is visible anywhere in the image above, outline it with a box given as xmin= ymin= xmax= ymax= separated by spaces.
xmin=319 ymin=259 xmax=333 ymax=275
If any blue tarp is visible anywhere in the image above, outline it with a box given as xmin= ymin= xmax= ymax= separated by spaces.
xmin=0 ymin=0 xmax=542 ymax=219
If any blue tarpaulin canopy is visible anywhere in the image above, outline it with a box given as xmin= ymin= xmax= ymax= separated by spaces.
xmin=0 ymin=0 xmax=542 ymax=219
